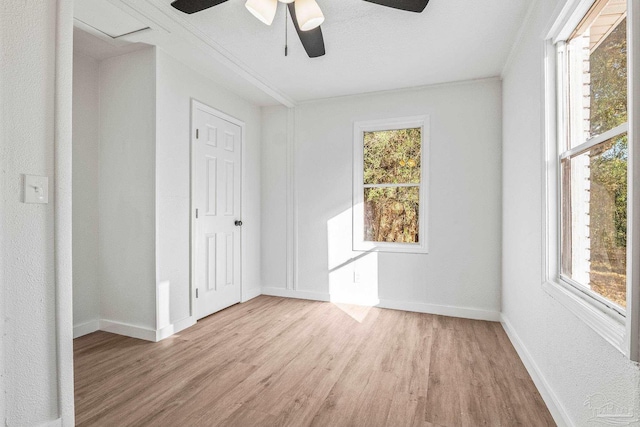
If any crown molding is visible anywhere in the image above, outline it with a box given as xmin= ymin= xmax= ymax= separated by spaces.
xmin=106 ymin=0 xmax=296 ymax=107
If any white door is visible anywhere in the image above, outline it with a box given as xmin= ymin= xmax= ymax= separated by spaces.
xmin=193 ymin=104 xmax=242 ymax=319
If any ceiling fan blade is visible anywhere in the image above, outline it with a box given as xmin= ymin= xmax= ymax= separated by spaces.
xmin=288 ymin=3 xmax=326 ymax=58
xmin=363 ymin=0 xmax=429 ymax=13
xmin=171 ymin=0 xmax=229 ymax=14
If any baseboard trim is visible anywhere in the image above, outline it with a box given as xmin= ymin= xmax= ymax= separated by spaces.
xmin=330 ymin=295 xmax=381 ymax=307
xmin=378 ymin=299 xmax=501 ymax=322
xmin=155 ymin=324 xmax=175 ymax=341
xmin=73 ymin=319 xmax=100 ymax=338
xmin=75 ymin=317 xmax=194 ymax=342
xmin=501 ymin=315 xmax=574 ymax=427
xmin=173 ymin=315 xmax=196 ymax=334
xmin=261 ymin=287 xmax=330 ymax=302
xmin=100 ymin=319 xmax=157 ymax=342
xmin=242 ymin=286 xmax=262 ymax=302
xmin=259 ymin=288 xmax=500 ymax=321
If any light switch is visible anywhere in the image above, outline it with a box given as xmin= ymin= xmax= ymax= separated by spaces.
xmin=24 ymin=175 xmax=49 ymax=204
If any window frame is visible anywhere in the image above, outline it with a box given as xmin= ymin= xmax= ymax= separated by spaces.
xmin=352 ymin=116 xmax=429 ymax=254
xmin=544 ymin=0 xmax=640 ymax=361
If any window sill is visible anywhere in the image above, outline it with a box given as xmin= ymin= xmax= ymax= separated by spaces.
xmin=542 ymin=279 xmax=626 ymax=354
xmin=353 ymin=241 xmax=428 ymax=254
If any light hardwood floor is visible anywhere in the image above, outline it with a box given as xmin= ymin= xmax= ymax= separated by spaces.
xmin=74 ymin=296 xmax=555 ymax=426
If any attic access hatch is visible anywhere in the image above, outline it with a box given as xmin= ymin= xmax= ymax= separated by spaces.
xmin=74 ymin=0 xmax=151 ymax=40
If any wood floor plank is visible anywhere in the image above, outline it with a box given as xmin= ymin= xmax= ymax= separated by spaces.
xmin=349 ymin=369 xmax=398 ymax=427
xmin=386 ymin=392 xmax=420 ymax=426
xmin=215 ymin=406 xmax=277 ymax=427
xmin=137 ymin=362 xmax=257 ymax=427
xmin=425 ymin=326 xmax=466 ymax=426
xmin=74 ymin=296 xmax=556 ymax=427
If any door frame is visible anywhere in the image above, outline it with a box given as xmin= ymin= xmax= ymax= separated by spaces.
xmin=189 ymin=99 xmax=246 ymax=320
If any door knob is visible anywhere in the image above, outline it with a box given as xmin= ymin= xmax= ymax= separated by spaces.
xmin=235 ymin=220 xmax=243 ymax=226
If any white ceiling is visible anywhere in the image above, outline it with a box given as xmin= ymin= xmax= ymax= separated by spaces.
xmin=75 ymin=0 xmax=149 ymax=37
xmin=173 ymin=0 xmax=529 ymax=102
xmin=75 ymin=0 xmax=530 ymax=105
xmin=73 ymin=28 xmax=150 ymax=61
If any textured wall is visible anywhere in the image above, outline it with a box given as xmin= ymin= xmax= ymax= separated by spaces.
xmin=502 ymin=0 xmax=640 ymax=424
xmin=99 ymin=48 xmax=157 ymax=329
xmin=72 ymin=52 xmax=101 ymax=329
xmin=1 ymin=0 xmax=60 ymax=424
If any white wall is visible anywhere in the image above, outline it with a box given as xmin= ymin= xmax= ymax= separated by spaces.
xmin=502 ymin=0 xmax=640 ymax=425
xmin=1 ymin=0 xmax=69 ymax=424
xmin=262 ymin=79 xmax=502 ymax=316
xmin=73 ymin=53 xmax=101 ymax=329
xmin=261 ymin=107 xmax=289 ymax=289
xmin=155 ymin=50 xmax=263 ymax=325
xmin=71 ymin=45 xmax=262 ymax=338
xmin=99 ymin=47 xmax=157 ymax=330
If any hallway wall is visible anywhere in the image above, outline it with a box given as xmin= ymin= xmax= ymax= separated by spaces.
xmin=72 ymin=52 xmax=101 ymax=331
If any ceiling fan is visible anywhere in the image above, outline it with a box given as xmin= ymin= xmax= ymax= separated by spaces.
xmin=170 ymin=0 xmax=430 ymax=58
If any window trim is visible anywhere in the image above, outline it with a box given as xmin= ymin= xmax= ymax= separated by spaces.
xmin=559 ymin=123 xmax=628 ymax=160
xmin=543 ymin=0 xmax=640 ymax=361
xmin=352 ymin=116 xmax=429 ymax=254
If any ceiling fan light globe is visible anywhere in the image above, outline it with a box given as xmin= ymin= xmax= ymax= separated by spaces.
xmin=300 ymin=16 xmax=324 ymax=31
xmin=245 ymin=0 xmax=278 ymax=25
xmin=278 ymin=0 xmax=294 ymax=3
xmin=295 ymin=0 xmax=325 ymax=31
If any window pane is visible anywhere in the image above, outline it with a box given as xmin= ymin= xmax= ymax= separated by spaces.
xmin=364 ymin=186 xmax=419 ymax=243
xmin=567 ymin=0 xmax=626 ymax=147
xmin=561 ymin=133 xmax=627 ymax=308
xmin=364 ymin=128 xmax=421 ymax=185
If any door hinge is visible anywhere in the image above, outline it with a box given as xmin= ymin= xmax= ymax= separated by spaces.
xmin=196 ymin=129 xmax=199 ymax=139
xmin=195 ymin=208 xmax=198 ymax=219
xmin=196 ymin=288 xmax=199 ymax=298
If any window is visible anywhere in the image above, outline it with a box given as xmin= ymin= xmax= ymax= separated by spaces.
xmin=545 ymin=0 xmax=639 ymax=359
xmin=559 ymin=0 xmax=628 ymax=313
xmin=352 ymin=116 xmax=429 ymax=253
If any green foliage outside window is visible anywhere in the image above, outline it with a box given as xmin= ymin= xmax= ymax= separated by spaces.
xmin=589 ymin=18 xmax=627 ymax=137
xmin=363 ymin=129 xmax=421 ymax=243
xmin=364 ymin=129 xmax=421 ymax=185
xmin=588 ymin=17 xmax=627 ymax=307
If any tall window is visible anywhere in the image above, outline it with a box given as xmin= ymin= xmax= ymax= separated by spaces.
xmin=558 ymin=0 xmax=628 ymax=313
xmin=353 ymin=116 xmax=429 ymax=253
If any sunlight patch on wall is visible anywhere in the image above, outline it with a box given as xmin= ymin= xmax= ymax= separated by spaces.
xmin=327 ymin=208 xmax=379 ymax=309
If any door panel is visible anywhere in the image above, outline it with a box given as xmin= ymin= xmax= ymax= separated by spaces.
xmin=225 ymin=233 xmax=234 ymax=286
xmin=194 ymin=106 xmax=242 ymax=319
xmin=224 ymin=161 xmax=235 ymax=215
xmin=206 ymin=233 xmax=216 ymax=291
xmin=206 ymin=157 xmax=217 ymax=215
